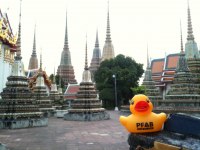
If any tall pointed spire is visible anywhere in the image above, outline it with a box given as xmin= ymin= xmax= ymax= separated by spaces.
xmin=180 ymin=21 xmax=184 ymax=53
xmin=176 ymin=22 xmax=190 ymax=73
xmin=59 ymin=9 xmax=72 ymax=65
xmin=57 ymin=9 xmax=77 ymax=86
xmin=53 ymin=67 xmax=56 ymax=84
xmin=82 ymin=35 xmax=91 ymax=83
xmin=184 ymin=0 xmax=199 ymax=59
xmin=64 ymin=10 xmax=69 ymax=51
xmin=36 ymin=51 xmax=45 ymax=87
xmin=147 ymin=44 xmax=150 ymax=68
xmin=187 ymin=0 xmax=194 ymax=41
xmin=101 ymin=0 xmax=115 ymax=61
xmin=106 ymin=0 xmax=111 ymax=43
xmin=89 ymin=30 xmax=102 ymax=81
xmin=85 ymin=35 xmax=88 ymax=70
xmin=28 ymin=24 xmax=38 ymax=70
xmin=32 ymin=24 xmax=37 ymax=57
xmin=39 ymin=51 xmax=42 ymax=71
xmin=143 ymin=45 xmax=153 ymax=81
xmin=16 ymin=0 xmax=22 ymax=60
xmin=95 ymin=30 xmax=99 ymax=48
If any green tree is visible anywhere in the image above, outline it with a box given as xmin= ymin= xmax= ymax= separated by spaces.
xmin=131 ymin=85 xmax=146 ymax=96
xmin=49 ymin=74 xmax=65 ymax=89
xmin=94 ymin=54 xmax=144 ymax=109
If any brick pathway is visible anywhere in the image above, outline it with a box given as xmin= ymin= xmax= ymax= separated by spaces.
xmin=0 ymin=111 xmax=130 ymax=150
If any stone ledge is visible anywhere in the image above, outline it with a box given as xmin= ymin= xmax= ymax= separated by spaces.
xmin=128 ymin=131 xmax=200 ymax=150
xmin=64 ymin=111 xmax=110 ymax=121
xmin=0 ymin=118 xmax=48 ymax=129
xmin=127 ymin=114 xmax=200 ymax=150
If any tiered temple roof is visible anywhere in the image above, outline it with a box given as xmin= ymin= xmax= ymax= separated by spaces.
xmin=57 ymin=11 xmax=77 ymax=87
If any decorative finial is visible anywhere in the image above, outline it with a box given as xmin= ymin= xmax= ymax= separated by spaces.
xmin=16 ymin=0 xmax=22 ymax=59
xmin=19 ymin=0 xmax=22 ymax=23
xmin=64 ymin=9 xmax=69 ymax=50
xmin=106 ymin=0 xmax=111 ymax=42
xmin=187 ymin=0 xmax=194 ymax=41
xmin=39 ymin=49 xmax=42 ymax=71
xmin=53 ymin=67 xmax=56 ymax=83
xmin=180 ymin=21 xmax=184 ymax=53
xmin=32 ymin=24 xmax=37 ymax=56
xmin=85 ymin=34 xmax=88 ymax=70
xmin=95 ymin=29 xmax=99 ymax=48
xmin=147 ymin=43 xmax=150 ymax=68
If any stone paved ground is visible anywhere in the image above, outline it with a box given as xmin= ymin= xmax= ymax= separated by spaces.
xmin=0 ymin=111 xmax=130 ymax=150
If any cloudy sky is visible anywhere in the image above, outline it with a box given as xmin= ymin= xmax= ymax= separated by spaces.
xmin=0 ymin=0 xmax=200 ymax=83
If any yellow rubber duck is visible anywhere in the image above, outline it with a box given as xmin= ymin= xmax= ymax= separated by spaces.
xmin=119 ymin=94 xmax=167 ymax=133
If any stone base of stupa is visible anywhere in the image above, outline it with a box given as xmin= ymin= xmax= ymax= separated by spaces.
xmin=0 ymin=118 xmax=48 ymax=129
xmin=54 ymin=110 xmax=68 ymax=118
xmin=64 ymin=111 xmax=110 ymax=121
xmin=39 ymin=108 xmax=55 ymax=117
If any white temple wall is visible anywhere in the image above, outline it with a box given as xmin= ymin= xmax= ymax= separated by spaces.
xmin=0 ymin=43 xmax=12 ymax=94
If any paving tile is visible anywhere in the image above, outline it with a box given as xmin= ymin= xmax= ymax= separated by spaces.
xmin=0 ymin=111 xmax=129 ymax=150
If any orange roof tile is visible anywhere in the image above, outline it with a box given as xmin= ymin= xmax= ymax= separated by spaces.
xmin=165 ymin=53 xmax=179 ymax=69
xmin=151 ymin=58 xmax=164 ymax=74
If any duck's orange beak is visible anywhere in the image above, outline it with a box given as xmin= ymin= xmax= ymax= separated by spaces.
xmin=135 ymin=101 xmax=149 ymax=112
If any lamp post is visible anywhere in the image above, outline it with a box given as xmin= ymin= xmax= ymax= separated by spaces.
xmin=112 ymin=74 xmax=118 ymax=111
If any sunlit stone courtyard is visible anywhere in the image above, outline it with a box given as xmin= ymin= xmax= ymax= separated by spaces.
xmin=0 ymin=111 xmax=129 ymax=150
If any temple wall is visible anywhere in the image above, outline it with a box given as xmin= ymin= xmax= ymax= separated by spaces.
xmin=0 ymin=43 xmax=12 ymax=94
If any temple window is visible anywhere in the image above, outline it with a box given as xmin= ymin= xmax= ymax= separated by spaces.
xmin=4 ymin=48 xmax=10 ymax=62
xmin=10 ymin=52 xmax=14 ymax=64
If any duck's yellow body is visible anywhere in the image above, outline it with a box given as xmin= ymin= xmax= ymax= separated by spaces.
xmin=120 ymin=94 xmax=167 ymax=133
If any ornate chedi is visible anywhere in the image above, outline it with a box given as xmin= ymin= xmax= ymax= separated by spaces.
xmin=28 ymin=25 xmax=38 ymax=70
xmin=184 ymin=2 xmax=199 ymax=59
xmin=101 ymin=4 xmax=115 ymax=62
xmin=0 ymin=10 xmax=17 ymax=94
xmin=89 ymin=30 xmax=101 ymax=81
xmin=185 ymin=2 xmax=200 ymax=84
xmin=156 ymin=26 xmax=200 ymax=113
xmin=142 ymin=48 xmax=162 ymax=103
xmin=64 ymin=40 xmax=110 ymax=121
xmin=0 ymin=2 xmax=47 ymax=128
xmin=57 ymin=11 xmax=77 ymax=88
xmin=33 ymin=55 xmax=55 ymax=117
